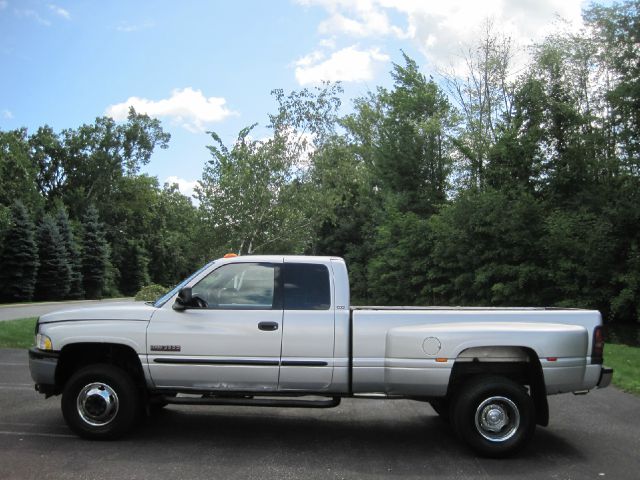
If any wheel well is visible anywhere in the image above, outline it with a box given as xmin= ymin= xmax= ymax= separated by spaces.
xmin=55 ymin=343 xmax=146 ymax=393
xmin=447 ymin=347 xmax=549 ymax=427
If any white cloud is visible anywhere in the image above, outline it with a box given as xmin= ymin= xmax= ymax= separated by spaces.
xmin=2 ymin=109 xmax=13 ymax=119
xmin=48 ymin=4 xmax=70 ymax=19
xmin=165 ymin=176 xmax=199 ymax=202
xmin=295 ymin=46 xmax=389 ymax=85
xmin=319 ymin=37 xmax=337 ymax=49
xmin=15 ymin=9 xmax=51 ymax=26
xmin=116 ymin=21 xmax=154 ymax=32
xmin=300 ymin=0 xmax=408 ymax=38
xmin=105 ymin=87 xmax=236 ymax=133
xmin=296 ymin=0 xmax=585 ymax=69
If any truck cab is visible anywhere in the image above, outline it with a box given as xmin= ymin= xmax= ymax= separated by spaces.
xmin=146 ymin=256 xmax=346 ymax=393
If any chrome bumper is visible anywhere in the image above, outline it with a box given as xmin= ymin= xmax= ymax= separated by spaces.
xmin=597 ymin=366 xmax=613 ymax=389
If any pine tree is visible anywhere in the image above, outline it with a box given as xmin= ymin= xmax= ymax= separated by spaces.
xmin=119 ymin=241 xmax=151 ymax=296
xmin=35 ymin=215 xmax=72 ymax=300
xmin=55 ymin=207 xmax=84 ymax=299
xmin=0 ymin=201 xmax=39 ymax=302
xmin=81 ymin=205 xmax=108 ymax=299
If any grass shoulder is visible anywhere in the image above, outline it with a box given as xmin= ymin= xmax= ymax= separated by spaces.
xmin=0 ymin=317 xmax=37 ymax=348
xmin=605 ymin=343 xmax=640 ymax=396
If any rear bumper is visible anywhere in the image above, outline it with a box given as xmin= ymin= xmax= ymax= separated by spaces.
xmin=28 ymin=347 xmax=59 ymax=395
xmin=597 ymin=366 xmax=613 ymax=389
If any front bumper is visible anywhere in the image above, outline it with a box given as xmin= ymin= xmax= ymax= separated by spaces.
xmin=28 ymin=347 xmax=59 ymax=395
xmin=597 ymin=366 xmax=613 ymax=389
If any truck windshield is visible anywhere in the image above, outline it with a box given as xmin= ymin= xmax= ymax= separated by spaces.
xmin=153 ymin=261 xmax=216 ymax=308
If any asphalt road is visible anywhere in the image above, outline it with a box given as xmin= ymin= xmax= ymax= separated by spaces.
xmin=0 ymin=299 xmax=134 ymax=322
xmin=1 ymin=348 xmax=638 ymax=480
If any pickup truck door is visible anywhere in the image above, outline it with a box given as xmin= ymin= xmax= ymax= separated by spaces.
xmin=278 ymin=261 xmax=335 ymax=391
xmin=146 ymin=261 xmax=283 ymax=391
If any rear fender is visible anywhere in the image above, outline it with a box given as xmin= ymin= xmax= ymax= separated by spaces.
xmin=385 ymin=322 xmax=588 ymax=362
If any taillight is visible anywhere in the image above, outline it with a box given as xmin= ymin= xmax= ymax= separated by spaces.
xmin=592 ymin=326 xmax=604 ymax=364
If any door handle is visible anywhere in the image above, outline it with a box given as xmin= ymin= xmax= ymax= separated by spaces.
xmin=258 ymin=321 xmax=279 ymax=331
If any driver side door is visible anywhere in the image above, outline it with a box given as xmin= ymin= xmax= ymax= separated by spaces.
xmin=146 ymin=261 xmax=284 ymax=391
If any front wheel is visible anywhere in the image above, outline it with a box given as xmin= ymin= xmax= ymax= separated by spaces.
xmin=429 ymin=399 xmax=450 ymax=421
xmin=62 ymin=364 xmax=139 ymax=440
xmin=451 ymin=375 xmax=536 ymax=457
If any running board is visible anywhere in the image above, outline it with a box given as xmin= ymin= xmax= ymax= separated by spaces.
xmin=164 ymin=395 xmax=341 ymax=409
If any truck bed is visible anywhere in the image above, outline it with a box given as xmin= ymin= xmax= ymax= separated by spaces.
xmin=349 ymin=307 xmax=602 ymax=396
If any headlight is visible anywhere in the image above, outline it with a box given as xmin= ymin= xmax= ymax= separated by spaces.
xmin=36 ymin=333 xmax=53 ymax=351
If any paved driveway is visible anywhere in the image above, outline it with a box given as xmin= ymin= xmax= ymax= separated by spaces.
xmin=1 ymin=348 xmax=638 ymax=479
xmin=0 ymin=299 xmax=134 ymax=322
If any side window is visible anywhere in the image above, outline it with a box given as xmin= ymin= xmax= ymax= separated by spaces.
xmin=284 ymin=263 xmax=331 ymax=310
xmin=192 ymin=263 xmax=275 ymax=309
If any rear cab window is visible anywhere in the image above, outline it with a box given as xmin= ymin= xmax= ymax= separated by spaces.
xmin=283 ymin=263 xmax=331 ymax=310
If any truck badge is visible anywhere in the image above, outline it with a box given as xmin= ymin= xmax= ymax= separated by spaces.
xmin=150 ymin=345 xmax=181 ymax=352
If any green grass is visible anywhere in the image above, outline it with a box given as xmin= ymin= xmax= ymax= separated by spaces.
xmin=0 ymin=317 xmax=36 ymax=348
xmin=606 ymin=343 xmax=640 ymax=395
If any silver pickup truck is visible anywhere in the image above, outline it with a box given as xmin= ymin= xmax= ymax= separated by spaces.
xmin=29 ymin=255 xmax=612 ymax=456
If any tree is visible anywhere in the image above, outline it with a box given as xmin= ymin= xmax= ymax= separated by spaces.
xmin=50 ymin=108 xmax=170 ymax=219
xmin=35 ymin=215 xmax=71 ymax=300
xmin=366 ymin=200 xmax=432 ymax=305
xmin=55 ymin=206 xmax=84 ymax=299
xmin=310 ymin=137 xmax=378 ymax=303
xmin=0 ymin=201 xmax=39 ymax=302
xmin=374 ymin=53 xmax=455 ymax=215
xmin=542 ymin=209 xmax=616 ymax=311
xmin=81 ymin=205 xmax=108 ymax=299
xmin=147 ymin=183 xmax=201 ymax=287
xmin=29 ymin=126 xmax=66 ymax=201
xmin=483 ymin=77 xmax=546 ymax=193
xmin=426 ymin=189 xmax=547 ymax=307
xmin=586 ymin=0 xmax=640 ymax=168
xmin=443 ymin=20 xmax=516 ymax=189
xmin=118 ymin=241 xmax=150 ymax=296
xmin=0 ymin=129 xmax=41 ymax=211
xmin=322 ymin=54 xmax=456 ymax=303
xmin=197 ymin=84 xmax=342 ymax=256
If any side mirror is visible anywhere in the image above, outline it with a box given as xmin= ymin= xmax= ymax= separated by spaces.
xmin=172 ymin=287 xmax=193 ymax=311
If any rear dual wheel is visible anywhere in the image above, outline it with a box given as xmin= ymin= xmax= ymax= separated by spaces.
xmin=451 ymin=375 xmax=536 ymax=457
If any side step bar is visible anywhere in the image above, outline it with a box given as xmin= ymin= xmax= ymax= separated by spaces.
xmin=163 ymin=395 xmax=341 ymax=409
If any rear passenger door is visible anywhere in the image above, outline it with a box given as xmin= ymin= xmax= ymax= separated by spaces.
xmin=278 ymin=261 xmax=335 ymax=391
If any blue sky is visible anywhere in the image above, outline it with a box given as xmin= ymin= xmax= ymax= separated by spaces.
xmin=0 ymin=0 xmax=590 ymax=199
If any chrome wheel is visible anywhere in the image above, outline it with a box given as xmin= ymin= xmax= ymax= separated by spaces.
xmin=76 ymin=382 xmax=119 ymax=427
xmin=474 ymin=396 xmax=520 ymax=442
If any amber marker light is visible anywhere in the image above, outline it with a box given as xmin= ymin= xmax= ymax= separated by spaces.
xmin=223 ymin=253 xmax=238 ymax=258
xmin=435 ymin=358 xmax=448 ymax=363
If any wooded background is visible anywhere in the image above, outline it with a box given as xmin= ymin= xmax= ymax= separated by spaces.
xmin=0 ymin=1 xmax=638 ymax=326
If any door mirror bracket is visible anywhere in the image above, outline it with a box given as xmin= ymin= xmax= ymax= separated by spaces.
xmin=173 ymin=287 xmax=193 ymax=311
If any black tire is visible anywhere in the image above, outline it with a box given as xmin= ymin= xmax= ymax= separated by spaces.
xmin=429 ymin=399 xmax=450 ymax=421
xmin=451 ymin=375 xmax=536 ymax=457
xmin=61 ymin=363 xmax=139 ymax=440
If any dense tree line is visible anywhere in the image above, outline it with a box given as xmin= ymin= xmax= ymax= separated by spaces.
xmin=307 ymin=1 xmax=640 ymax=325
xmin=0 ymin=1 xmax=638 ymax=327
xmin=0 ymin=109 xmax=201 ymax=301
